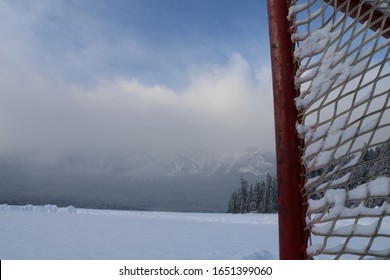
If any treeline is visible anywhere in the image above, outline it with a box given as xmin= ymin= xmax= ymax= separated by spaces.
xmin=227 ymin=174 xmax=278 ymax=214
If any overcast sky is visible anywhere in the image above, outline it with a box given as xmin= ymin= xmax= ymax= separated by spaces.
xmin=0 ymin=0 xmax=275 ymax=157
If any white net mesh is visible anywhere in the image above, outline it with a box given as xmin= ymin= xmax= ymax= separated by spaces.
xmin=288 ymin=0 xmax=390 ymax=259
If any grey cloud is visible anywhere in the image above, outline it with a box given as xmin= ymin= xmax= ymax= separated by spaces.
xmin=0 ymin=54 xmax=275 ymax=158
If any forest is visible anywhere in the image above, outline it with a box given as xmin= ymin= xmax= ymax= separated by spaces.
xmin=227 ymin=174 xmax=278 ymax=214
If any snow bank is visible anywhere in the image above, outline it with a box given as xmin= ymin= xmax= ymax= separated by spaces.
xmin=0 ymin=204 xmax=77 ymax=213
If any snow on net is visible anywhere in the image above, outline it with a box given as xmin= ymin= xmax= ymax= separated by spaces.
xmin=289 ymin=0 xmax=390 ymax=259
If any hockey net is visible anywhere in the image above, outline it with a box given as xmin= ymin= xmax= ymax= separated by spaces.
xmin=288 ymin=0 xmax=390 ymax=259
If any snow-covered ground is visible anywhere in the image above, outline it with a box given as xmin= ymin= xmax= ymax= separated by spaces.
xmin=0 ymin=205 xmax=279 ymax=260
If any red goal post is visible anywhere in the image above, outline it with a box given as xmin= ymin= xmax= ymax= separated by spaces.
xmin=268 ymin=0 xmax=390 ymax=260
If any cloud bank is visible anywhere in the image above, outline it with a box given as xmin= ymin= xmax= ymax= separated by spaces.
xmin=0 ymin=1 xmax=275 ymax=159
xmin=0 ymin=53 xmax=274 ymax=157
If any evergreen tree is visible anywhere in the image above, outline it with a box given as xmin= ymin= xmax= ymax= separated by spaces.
xmin=253 ymin=182 xmax=263 ymax=213
xmin=227 ymin=192 xmax=239 ymax=213
xmin=238 ymin=176 xmax=249 ymax=213
xmin=248 ymin=184 xmax=254 ymax=212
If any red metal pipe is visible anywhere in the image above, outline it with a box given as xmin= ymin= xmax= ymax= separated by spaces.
xmin=327 ymin=0 xmax=390 ymax=38
xmin=267 ymin=0 xmax=308 ymax=260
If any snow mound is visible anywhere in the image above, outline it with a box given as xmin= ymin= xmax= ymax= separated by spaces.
xmin=241 ymin=250 xmax=276 ymax=260
xmin=0 ymin=204 xmax=77 ymax=213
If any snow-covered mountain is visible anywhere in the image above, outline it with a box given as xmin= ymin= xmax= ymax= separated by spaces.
xmin=37 ymin=147 xmax=275 ymax=178
xmin=170 ymin=148 xmax=275 ymax=177
xmin=0 ymin=148 xmax=276 ymax=212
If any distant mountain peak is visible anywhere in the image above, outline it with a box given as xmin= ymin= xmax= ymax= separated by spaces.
xmin=1 ymin=147 xmax=276 ymax=178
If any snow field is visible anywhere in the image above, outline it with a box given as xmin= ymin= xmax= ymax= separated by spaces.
xmin=0 ymin=205 xmax=279 ymax=260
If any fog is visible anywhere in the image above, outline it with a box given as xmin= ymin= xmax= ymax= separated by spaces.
xmin=0 ymin=54 xmax=275 ymax=159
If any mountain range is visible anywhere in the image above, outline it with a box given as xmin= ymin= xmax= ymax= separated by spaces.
xmin=0 ymin=147 xmax=276 ymax=212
